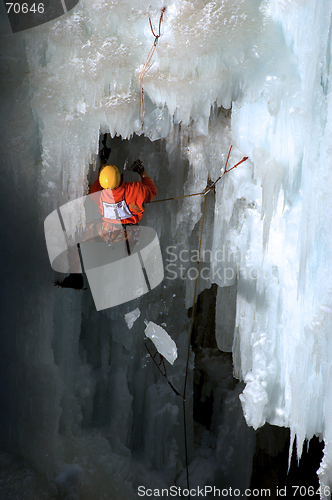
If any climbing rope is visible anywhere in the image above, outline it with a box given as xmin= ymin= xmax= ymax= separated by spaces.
xmin=182 ymin=192 xmax=207 ymax=495
xmin=148 ymin=191 xmax=205 ymax=204
xmin=144 ymin=146 xmax=248 ymax=497
xmin=148 ymin=145 xmax=248 ymax=205
xmin=140 ymin=7 xmax=166 ymax=124
xmin=144 ymin=341 xmax=183 ymax=397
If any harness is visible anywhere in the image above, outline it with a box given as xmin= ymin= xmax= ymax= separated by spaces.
xmin=97 ymin=220 xmax=140 ymax=247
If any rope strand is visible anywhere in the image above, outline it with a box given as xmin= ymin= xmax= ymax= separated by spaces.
xmin=148 ymin=146 xmax=248 ymax=205
xmin=140 ymin=8 xmax=166 ymax=123
xmin=144 ymin=147 xmax=248 ymax=497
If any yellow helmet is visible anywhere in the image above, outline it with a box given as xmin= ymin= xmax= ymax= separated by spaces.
xmin=99 ymin=165 xmax=121 ymax=189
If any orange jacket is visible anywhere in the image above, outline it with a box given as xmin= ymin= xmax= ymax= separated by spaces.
xmin=90 ymin=176 xmax=157 ymax=224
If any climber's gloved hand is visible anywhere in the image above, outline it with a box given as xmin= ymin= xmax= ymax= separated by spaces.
xmin=130 ymin=159 xmax=145 ymax=175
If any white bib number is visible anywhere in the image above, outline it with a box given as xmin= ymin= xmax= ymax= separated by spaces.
xmin=102 ymin=199 xmax=133 ymax=220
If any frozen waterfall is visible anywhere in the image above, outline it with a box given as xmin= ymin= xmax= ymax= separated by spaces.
xmin=1 ymin=0 xmax=332 ymax=497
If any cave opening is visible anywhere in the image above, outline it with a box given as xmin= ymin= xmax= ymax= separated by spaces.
xmin=76 ymin=129 xmax=325 ymax=493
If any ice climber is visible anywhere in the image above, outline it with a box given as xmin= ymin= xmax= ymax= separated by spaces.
xmin=90 ymin=159 xmax=157 ymax=225
xmin=55 ymin=159 xmax=157 ymax=289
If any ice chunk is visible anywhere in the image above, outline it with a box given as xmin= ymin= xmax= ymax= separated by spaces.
xmin=124 ymin=308 xmax=141 ymax=330
xmin=144 ymin=322 xmax=178 ymax=365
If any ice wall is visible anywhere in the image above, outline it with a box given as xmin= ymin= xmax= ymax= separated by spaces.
xmin=1 ymin=0 xmax=332 ymax=496
xmin=230 ymin=1 xmax=332 ymax=493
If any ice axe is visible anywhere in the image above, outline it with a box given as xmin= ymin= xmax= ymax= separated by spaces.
xmin=124 ymin=158 xmax=145 ymax=175
xmin=123 ymin=156 xmax=129 ymax=170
